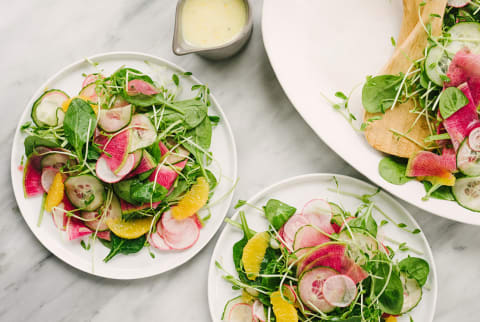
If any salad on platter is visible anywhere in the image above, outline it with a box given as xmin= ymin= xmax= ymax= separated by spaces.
xmin=20 ymin=65 xmax=222 ymax=262
xmin=333 ymin=0 xmax=480 ymax=211
xmin=216 ymin=191 xmax=431 ymax=321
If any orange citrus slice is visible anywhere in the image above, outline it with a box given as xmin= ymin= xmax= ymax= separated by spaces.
xmin=62 ymin=96 xmax=98 ymax=114
xmin=45 ymin=172 xmax=64 ymax=212
xmin=242 ymin=231 xmax=270 ymax=280
xmin=171 ymin=177 xmax=209 ymax=220
xmin=270 ymin=290 xmax=298 ymax=322
xmin=106 ymin=197 xmax=153 ymax=239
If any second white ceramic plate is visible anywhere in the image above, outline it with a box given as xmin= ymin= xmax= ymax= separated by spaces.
xmin=262 ymin=0 xmax=478 ymax=224
xmin=208 ymin=174 xmax=437 ymax=322
xmin=11 ymin=52 xmax=237 ymax=279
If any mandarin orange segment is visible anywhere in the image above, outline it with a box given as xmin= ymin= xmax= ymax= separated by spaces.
xmin=45 ymin=172 xmax=64 ymax=212
xmin=171 ymin=177 xmax=209 ymax=220
xmin=241 ymin=231 xmax=270 ymax=280
xmin=270 ymin=290 xmax=298 ymax=322
xmin=106 ymin=208 xmax=153 ymax=239
xmin=385 ymin=316 xmax=397 ymax=322
xmin=61 ymin=96 xmax=97 ymax=114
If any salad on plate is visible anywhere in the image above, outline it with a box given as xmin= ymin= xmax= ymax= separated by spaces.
xmin=334 ymin=0 xmax=480 ymax=211
xmin=20 ymin=65 xmax=221 ymax=262
xmin=216 ymin=193 xmax=431 ymax=321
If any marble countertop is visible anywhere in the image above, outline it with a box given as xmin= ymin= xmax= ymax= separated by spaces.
xmin=0 ymin=1 xmax=478 ymax=321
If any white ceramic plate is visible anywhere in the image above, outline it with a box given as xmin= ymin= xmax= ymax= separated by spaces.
xmin=262 ymin=0 xmax=478 ymax=224
xmin=10 ymin=52 xmax=237 ymax=279
xmin=208 ymin=174 xmax=437 ymax=321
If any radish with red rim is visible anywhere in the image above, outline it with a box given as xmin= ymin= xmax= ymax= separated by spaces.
xmin=41 ymin=166 xmax=60 ymax=192
xmin=102 ymin=129 xmax=132 ymax=173
xmin=96 ymin=153 xmax=136 ymax=184
xmin=81 ymin=211 xmax=109 ymax=231
xmin=322 ymin=274 xmax=357 ymax=308
xmin=161 ymin=210 xmax=199 ymax=250
xmin=448 ymin=0 xmax=472 ymax=8
xmin=298 ymin=266 xmax=337 ymax=313
xmin=98 ymin=104 xmax=132 ymax=133
xmin=252 ymin=300 xmax=266 ymax=322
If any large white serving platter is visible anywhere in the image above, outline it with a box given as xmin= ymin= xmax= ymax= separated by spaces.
xmin=262 ymin=0 xmax=478 ymax=224
xmin=10 ymin=52 xmax=237 ymax=279
xmin=208 ymin=174 xmax=437 ymax=322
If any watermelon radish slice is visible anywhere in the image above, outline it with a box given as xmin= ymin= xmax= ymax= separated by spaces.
xmin=129 ymin=114 xmax=157 ymax=152
xmin=227 ymin=303 xmax=253 ymax=322
xmin=52 ymin=202 xmax=68 ymax=231
xmin=406 ymin=151 xmax=457 ymax=177
xmin=81 ymin=211 xmax=109 ymax=231
xmin=103 ymin=129 xmax=131 ymax=173
xmin=161 ymin=210 xmax=200 ymax=250
xmin=443 ymin=83 xmax=479 ymax=150
xmin=340 ymin=256 xmax=369 ymax=284
xmin=322 ymin=275 xmax=357 ymax=307
xmin=23 ymin=155 xmax=43 ymax=197
xmin=446 ymin=49 xmax=480 ymax=107
xmin=296 ymin=243 xmax=347 ymax=276
xmin=448 ymin=0 xmax=471 ymax=7
xmin=66 ymin=217 xmax=92 ymax=240
xmin=161 ymin=141 xmax=190 ymax=164
xmin=41 ymin=166 xmax=59 ymax=192
xmin=120 ymin=199 xmax=161 ymax=215
xmin=98 ymin=104 xmax=132 ymax=133
xmin=252 ymin=300 xmax=266 ymax=322
xmin=282 ymin=214 xmax=309 ymax=247
xmin=94 ymin=129 xmax=109 ymax=150
xmin=96 ymin=230 xmax=111 ymax=241
xmin=125 ymin=150 xmax=157 ymax=179
xmin=96 ymin=153 xmax=136 ymax=183
xmin=149 ymin=160 xmax=187 ymax=190
xmin=293 ymin=225 xmax=330 ymax=251
xmin=126 ymin=79 xmax=159 ymax=96
xmin=298 ymin=266 xmax=337 ymax=313
xmin=82 ymin=74 xmax=103 ymax=88
xmin=148 ymin=220 xmax=171 ymax=250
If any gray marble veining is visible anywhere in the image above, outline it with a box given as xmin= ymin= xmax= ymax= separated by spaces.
xmin=0 ymin=0 xmax=478 ymax=321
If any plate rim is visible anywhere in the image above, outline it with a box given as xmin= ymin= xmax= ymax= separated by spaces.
xmin=260 ymin=0 xmax=479 ymax=225
xmin=10 ymin=51 xmax=238 ymax=280
xmin=207 ymin=173 xmax=438 ymax=321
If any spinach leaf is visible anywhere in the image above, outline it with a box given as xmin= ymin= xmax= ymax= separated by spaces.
xmin=263 ymin=199 xmax=296 ymax=230
xmin=398 ymin=256 xmax=430 ymax=287
xmin=164 ymin=179 xmax=190 ymax=202
xmin=379 ymin=157 xmax=411 ymax=185
xmin=113 ymin=179 xmax=138 ymax=204
xmin=63 ymin=98 xmax=96 ymax=158
xmin=422 ymin=181 xmax=455 ymax=201
xmin=439 ymin=87 xmax=469 ymax=119
xmin=174 ymin=99 xmax=208 ymax=129
xmin=130 ymin=181 xmax=168 ymax=204
xmin=362 ymin=74 xmax=403 ymax=113
xmin=368 ymin=253 xmax=404 ymax=315
xmin=24 ymin=136 xmax=59 ymax=156
xmin=138 ymin=169 xmax=154 ymax=181
xmin=337 ymin=318 xmax=362 ymax=322
xmin=185 ymin=115 xmax=212 ymax=151
xmin=103 ymin=233 xmax=146 ymax=262
xmin=110 ymin=67 xmax=154 ymax=93
xmin=348 ymin=204 xmax=378 ymax=237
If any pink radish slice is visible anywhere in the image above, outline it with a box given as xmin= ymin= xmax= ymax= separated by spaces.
xmin=96 ymin=230 xmax=111 ymax=241
xmin=298 ymin=266 xmax=337 ymax=313
xmin=148 ymin=160 xmax=187 ymax=190
xmin=79 ymin=83 xmax=98 ymax=101
xmin=52 ymin=202 xmax=68 ymax=231
xmin=149 ymin=220 xmax=170 ymax=250
xmin=296 ymin=243 xmax=347 ymax=276
xmin=81 ymin=211 xmax=109 ymax=231
xmin=283 ymin=284 xmax=298 ymax=303
xmin=252 ymin=300 xmax=266 ymax=322
xmin=340 ymin=256 xmax=369 ymax=284
xmin=159 ymin=141 xmax=169 ymax=156
xmin=112 ymin=96 xmax=129 ymax=108
xmin=125 ymin=150 xmax=157 ymax=179
xmin=126 ymin=79 xmax=159 ymax=96
xmin=161 ymin=211 xmax=200 ymax=250
xmin=283 ymin=214 xmax=309 ymax=246
xmin=322 ymin=275 xmax=357 ymax=307
xmin=302 ymin=199 xmax=332 ymax=219
xmin=98 ymin=104 xmax=132 ymax=133
xmin=469 ymin=127 xmax=480 ymax=151
xmin=41 ymin=166 xmax=59 ymax=193
xmin=193 ymin=214 xmax=203 ymax=229
xmin=160 ymin=140 xmax=190 ymax=164
xmin=448 ymin=0 xmax=471 ymax=7
xmin=66 ymin=217 xmax=92 ymax=240
xmin=227 ymin=303 xmax=254 ymax=322
xmin=293 ymin=225 xmax=330 ymax=251
xmin=103 ymin=129 xmax=131 ymax=173
xmin=82 ymin=74 xmax=102 ymax=88
xmin=96 ymin=154 xmax=135 ymax=183
xmin=120 ymin=199 xmax=161 ymax=215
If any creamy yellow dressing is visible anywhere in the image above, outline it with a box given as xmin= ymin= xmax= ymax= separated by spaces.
xmin=181 ymin=0 xmax=247 ymax=48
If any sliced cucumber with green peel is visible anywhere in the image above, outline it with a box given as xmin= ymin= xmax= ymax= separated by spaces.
xmin=425 ymin=46 xmax=451 ymax=86
xmin=31 ymin=89 xmax=69 ymax=127
xmin=457 ymin=138 xmax=480 ymax=176
xmin=445 ymin=22 xmax=480 ymax=55
xmin=400 ymin=272 xmax=422 ymax=314
xmin=453 ymin=176 xmax=480 ymax=211
xmin=97 ymin=104 xmax=132 ymax=133
xmin=65 ymin=175 xmax=105 ymax=211
xmin=129 ymin=114 xmax=157 ymax=152
xmin=338 ymin=228 xmax=379 ymax=264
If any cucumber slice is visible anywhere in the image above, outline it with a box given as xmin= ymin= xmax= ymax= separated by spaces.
xmin=453 ymin=176 xmax=480 ymax=211
xmin=98 ymin=104 xmax=132 ymax=133
xmin=81 ymin=211 xmax=109 ymax=231
xmin=457 ymin=138 xmax=480 ymax=176
xmin=400 ymin=272 xmax=422 ymax=313
xmin=129 ymin=114 xmax=157 ymax=152
xmin=425 ymin=46 xmax=450 ymax=86
xmin=446 ymin=22 xmax=480 ymax=55
xmin=31 ymin=89 xmax=69 ymax=127
xmin=40 ymin=153 xmax=76 ymax=169
xmin=65 ymin=175 xmax=105 ymax=211
xmin=338 ymin=228 xmax=379 ymax=265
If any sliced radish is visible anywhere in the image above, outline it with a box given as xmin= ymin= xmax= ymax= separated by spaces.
xmin=148 ymin=221 xmax=171 ymax=250
xmin=252 ymin=300 xmax=266 ymax=322
xmin=161 ymin=140 xmax=190 ymax=164
xmin=125 ymin=150 xmax=157 ymax=179
xmin=282 ymin=214 xmax=309 ymax=247
xmin=66 ymin=217 xmax=92 ymax=240
xmin=96 ymin=153 xmax=135 ymax=183
xmin=469 ymin=127 xmax=480 ymax=151
xmin=193 ymin=214 xmax=203 ymax=229
xmin=126 ymin=79 xmax=159 ymax=96
xmin=293 ymin=225 xmax=330 ymax=251
xmin=112 ymin=95 xmax=129 ymax=108
xmin=298 ymin=266 xmax=337 ymax=313
xmin=131 ymin=149 xmax=143 ymax=171
xmin=96 ymin=230 xmax=111 ymax=241
xmin=23 ymin=156 xmax=43 ymax=197
xmin=52 ymin=202 xmax=68 ymax=231
xmin=148 ymin=161 xmax=187 ymax=190
xmin=81 ymin=211 xmax=109 ymax=231
xmin=98 ymin=104 xmax=132 ymax=133
xmin=120 ymin=199 xmax=161 ymax=215
xmin=322 ymin=274 xmax=357 ymax=307
xmin=103 ymin=129 xmax=131 ymax=173
xmin=82 ymin=74 xmax=102 ymax=88
xmin=78 ymin=83 xmax=98 ymax=101
xmin=161 ymin=211 xmax=199 ymax=250
xmin=41 ymin=167 xmax=59 ymax=192
xmin=129 ymin=114 xmax=157 ymax=152
xmin=448 ymin=0 xmax=471 ymax=7
xmin=227 ymin=303 xmax=254 ymax=322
